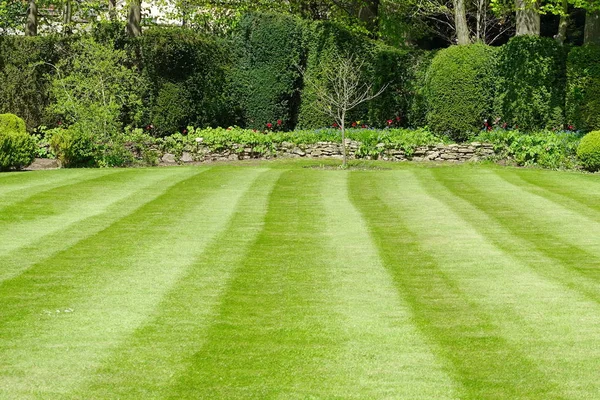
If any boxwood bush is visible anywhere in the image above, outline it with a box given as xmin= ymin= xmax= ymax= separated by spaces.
xmin=425 ymin=43 xmax=498 ymax=141
xmin=566 ymin=45 xmax=600 ymax=133
xmin=577 ymin=130 xmax=600 ymax=171
xmin=0 ymin=113 xmax=36 ymax=171
xmin=496 ymin=35 xmax=566 ymax=131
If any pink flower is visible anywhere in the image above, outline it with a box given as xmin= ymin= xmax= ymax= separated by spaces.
xmin=277 ymin=119 xmax=282 ymax=126
xmin=351 ymin=122 xmax=357 ymax=127
xmin=266 ymin=122 xmax=273 ymax=129
xmin=387 ymin=119 xmax=393 ymax=125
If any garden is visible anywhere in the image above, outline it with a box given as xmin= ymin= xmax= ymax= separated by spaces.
xmin=1 ymin=1 xmax=600 ymax=398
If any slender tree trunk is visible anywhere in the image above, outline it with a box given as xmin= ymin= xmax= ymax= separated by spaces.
xmin=453 ymin=0 xmax=470 ymax=44
xmin=358 ymin=0 xmax=380 ymax=37
xmin=127 ymin=0 xmax=142 ymax=37
xmin=585 ymin=11 xmax=600 ymax=45
xmin=340 ymin=111 xmax=347 ymax=168
xmin=63 ymin=0 xmax=73 ymax=34
xmin=108 ymin=0 xmax=117 ymax=21
xmin=555 ymin=0 xmax=568 ymax=44
xmin=515 ymin=0 xmax=540 ymax=35
xmin=25 ymin=0 xmax=37 ymax=36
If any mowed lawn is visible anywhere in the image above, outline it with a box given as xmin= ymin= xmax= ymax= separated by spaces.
xmin=1 ymin=162 xmax=599 ymax=399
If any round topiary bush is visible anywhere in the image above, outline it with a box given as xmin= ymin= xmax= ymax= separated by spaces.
xmin=424 ymin=43 xmax=498 ymax=141
xmin=577 ymin=130 xmax=600 ymax=171
xmin=0 ymin=113 xmax=35 ymax=171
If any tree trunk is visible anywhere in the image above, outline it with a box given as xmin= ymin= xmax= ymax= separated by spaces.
xmin=555 ymin=0 xmax=568 ymax=44
xmin=108 ymin=0 xmax=117 ymax=21
xmin=585 ymin=11 xmax=600 ymax=45
xmin=25 ymin=0 xmax=37 ymax=36
xmin=358 ymin=0 xmax=380 ymax=37
xmin=127 ymin=0 xmax=142 ymax=37
xmin=63 ymin=0 xmax=73 ymax=34
xmin=453 ymin=0 xmax=470 ymax=44
xmin=515 ymin=0 xmax=540 ymax=35
xmin=341 ymin=115 xmax=347 ymax=168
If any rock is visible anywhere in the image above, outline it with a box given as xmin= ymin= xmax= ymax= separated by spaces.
xmin=292 ymin=148 xmax=306 ymax=156
xmin=162 ymin=153 xmax=176 ymax=163
xmin=27 ymin=158 xmax=59 ymax=170
xmin=441 ymin=153 xmax=458 ymax=160
xmin=181 ymin=152 xmax=193 ymax=162
xmin=427 ymin=152 xmax=440 ymax=160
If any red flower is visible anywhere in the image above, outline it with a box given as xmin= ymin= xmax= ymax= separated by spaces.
xmin=387 ymin=119 xmax=393 ymax=125
xmin=361 ymin=124 xmax=366 ymax=128
xmin=568 ymin=125 xmax=574 ymax=130
xmin=266 ymin=122 xmax=273 ymax=129
xmin=351 ymin=122 xmax=357 ymax=127
xmin=396 ymin=116 xmax=401 ymax=121
xmin=332 ymin=122 xmax=338 ymax=128
xmin=57 ymin=121 xmax=62 ymax=126
xmin=277 ymin=119 xmax=282 ymax=126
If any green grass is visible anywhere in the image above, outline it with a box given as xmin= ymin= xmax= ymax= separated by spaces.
xmin=0 ymin=162 xmax=599 ymax=399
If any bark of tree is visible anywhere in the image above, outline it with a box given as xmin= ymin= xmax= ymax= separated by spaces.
xmin=453 ymin=0 xmax=470 ymax=44
xmin=109 ymin=0 xmax=117 ymax=21
xmin=358 ymin=0 xmax=380 ymax=36
xmin=585 ymin=11 xmax=600 ymax=45
xmin=127 ymin=0 xmax=142 ymax=37
xmin=63 ymin=0 xmax=73 ymax=34
xmin=515 ymin=0 xmax=540 ymax=35
xmin=25 ymin=0 xmax=37 ymax=36
xmin=555 ymin=0 xmax=568 ymax=44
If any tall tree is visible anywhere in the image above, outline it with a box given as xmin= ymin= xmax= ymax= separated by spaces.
xmin=25 ymin=0 xmax=37 ymax=35
xmin=127 ymin=0 xmax=141 ymax=36
xmin=454 ymin=0 xmax=471 ymax=43
xmin=585 ymin=10 xmax=600 ymax=44
xmin=515 ymin=0 xmax=540 ymax=34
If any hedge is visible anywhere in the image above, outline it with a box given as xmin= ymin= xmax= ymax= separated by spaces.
xmin=495 ymin=35 xmax=567 ymax=131
xmin=229 ymin=12 xmax=306 ymax=131
xmin=134 ymin=28 xmax=235 ymax=135
xmin=425 ymin=44 xmax=498 ymax=141
xmin=566 ymin=45 xmax=600 ymax=133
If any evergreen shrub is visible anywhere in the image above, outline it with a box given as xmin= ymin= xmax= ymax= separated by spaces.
xmin=566 ymin=45 xmax=600 ymax=132
xmin=496 ymin=35 xmax=566 ymax=131
xmin=0 ymin=113 xmax=35 ymax=170
xmin=577 ymin=130 xmax=600 ymax=171
xmin=425 ymin=43 xmax=498 ymax=141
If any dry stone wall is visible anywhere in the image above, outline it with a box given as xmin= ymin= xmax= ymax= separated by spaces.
xmin=160 ymin=141 xmax=496 ymax=164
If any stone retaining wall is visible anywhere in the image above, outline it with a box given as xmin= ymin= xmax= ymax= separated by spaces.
xmin=160 ymin=141 xmax=496 ymax=164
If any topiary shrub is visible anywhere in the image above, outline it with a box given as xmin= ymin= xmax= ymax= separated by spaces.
xmin=496 ymin=35 xmax=566 ymax=131
xmin=425 ymin=44 xmax=498 ymax=141
xmin=566 ymin=45 xmax=600 ymax=133
xmin=0 ymin=113 xmax=35 ymax=171
xmin=577 ymin=130 xmax=600 ymax=171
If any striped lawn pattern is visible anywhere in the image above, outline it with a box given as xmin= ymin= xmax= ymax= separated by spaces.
xmin=0 ymin=163 xmax=599 ymax=399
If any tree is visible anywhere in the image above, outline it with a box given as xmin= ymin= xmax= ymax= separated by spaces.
xmin=127 ymin=0 xmax=141 ymax=36
xmin=25 ymin=0 xmax=37 ymax=35
xmin=301 ymin=54 xmax=387 ymax=168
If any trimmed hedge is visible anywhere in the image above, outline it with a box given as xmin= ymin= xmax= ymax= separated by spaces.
xmin=566 ymin=45 xmax=600 ymax=132
xmin=229 ymin=12 xmax=306 ymax=130
xmin=425 ymin=44 xmax=498 ymax=141
xmin=496 ymin=35 xmax=566 ymax=131
xmin=577 ymin=130 xmax=600 ymax=171
xmin=0 ymin=113 xmax=35 ymax=170
xmin=135 ymin=28 xmax=235 ymax=135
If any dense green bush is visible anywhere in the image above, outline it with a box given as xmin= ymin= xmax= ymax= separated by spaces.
xmin=0 ymin=113 xmax=35 ymax=170
xmin=425 ymin=43 xmax=498 ymax=141
xmin=566 ymin=45 xmax=600 ymax=133
xmin=476 ymin=129 xmax=580 ymax=169
xmin=577 ymin=131 xmax=600 ymax=171
xmin=229 ymin=12 xmax=306 ymax=130
xmin=136 ymin=28 xmax=235 ymax=135
xmin=496 ymin=36 xmax=566 ymax=131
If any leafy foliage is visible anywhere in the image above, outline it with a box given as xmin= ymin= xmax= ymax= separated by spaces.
xmin=495 ymin=35 xmax=567 ymax=131
xmin=425 ymin=44 xmax=498 ymax=141
xmin=566 ymin=45 xmax=600 ymax=133
xmin=476 ymin=128 xmax=581 ymax=169
xmin=577 ymin=130 xmax=600 ymax=171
